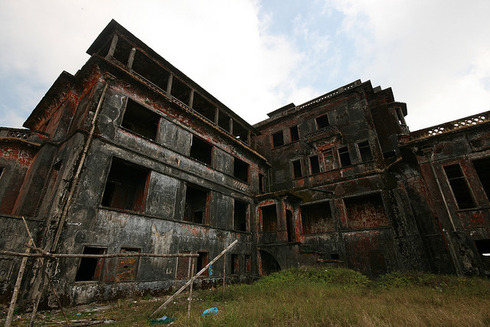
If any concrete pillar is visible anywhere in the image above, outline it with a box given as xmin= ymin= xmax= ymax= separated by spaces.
xmin=106 ymin=34 xmax=118 ymax=58
xmin=166 ymin=74 xmax=173 ymax=95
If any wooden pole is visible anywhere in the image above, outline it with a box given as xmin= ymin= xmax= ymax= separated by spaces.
xmin=0 ymin=249 xmax=198 ymax=259
xmin=187 ymin=261 xmax=195 ymax=318
xmin=151 ymin=239 xmax=238 ymax=317
xmin=5 ymin=239 xmax=32 ymax=327
xmin=222 ymin=252 xmax=226 ymax=301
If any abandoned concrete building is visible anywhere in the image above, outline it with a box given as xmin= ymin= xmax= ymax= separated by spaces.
xmin=1 ymin=20 xmax=489 ymax=307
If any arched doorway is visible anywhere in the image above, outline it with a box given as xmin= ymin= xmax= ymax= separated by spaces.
xmin=259 ymin=250 xmax=281 ymax=275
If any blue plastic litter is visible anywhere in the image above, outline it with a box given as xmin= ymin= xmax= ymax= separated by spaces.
xmin=201 ymin=307 xmax=218 ymax=317
xmin=208 ymin=264 xmax=213 ymax=276
xmin=148 ymin=315 xmax=176 ymax=325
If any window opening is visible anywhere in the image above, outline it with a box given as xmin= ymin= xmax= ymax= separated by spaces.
xmin=357 ymin=141 xmax=373 ymax=162
xmin=170 ymin=77 xmax=191 ymax=105
xmin=233 ymin=123 xmax=249 ymax=144
xmin=132 ymin=51 xmax=171 ymax=91
xmin=474 ymin=239 xmax=490 ymax=273
xmin=234 ymin=158 xmax=249 ymax=183
xmin=197 ymin=251 xmax=209 ymax=276
xmin=192 ymin=92 xmax=216 ymax=122
xmin=292 ymin=159 xmax=302 ymax=179
xmin=101 ymin=158 xmax=149 ymax=212
xmin=261 ymin=205 xmax=277 ymax=232
xmin=184 ymin=184 xmax=209 ymax=224
xmin=301 ymin=201 xmax=333 ymax=234
xmin=75 ymin=247 xmax=106 ymax=281
xmin=344 ymin=193 xmax=389 ymax=229
xmin=309 ymin=155 xmax=320 ymax=175
xmin=218 ymin=111 xmax=230 ymax=132
xmin=444 ymin=164 xmax=476 ymax=209
xmin=316 ymin=114 xmax=330 ymax=129
xmin=190 ymin=136 xmax=213 ymax=165
xmin=231 ymin=254 xmax=240 ymax=275
xmin=473 ymin=157 xmax=490 ymax=200
xmin=286 ymin=209 xmax=294 ymax=242
xmin=331 ymin=253 xmax=340 ymax=260
xmin=290 ymin=125 xmax=299 ymax=142
xmin=121 ymin=99 xmax=160 ymax=140
xmin=116 ymin=247 xmax=140 ymax=282
xmin=234 ymin=199 xmax=248 ymax=231
xmin=272 ymin=131 xmax=284 ymax=147
xmin=338 ymin=146 xmax=352 ymax=167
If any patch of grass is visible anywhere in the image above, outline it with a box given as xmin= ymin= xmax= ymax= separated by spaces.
xmin=4 ymin=267 xmax=490 ymax=326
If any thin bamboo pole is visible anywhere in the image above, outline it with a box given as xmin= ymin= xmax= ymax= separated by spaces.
xmin=222 ymin=253 xmax=226 ymax=301
xmin=0 ymin=250 xmax=198 ymax=259
xmin=151 ymin=239 xmax=238 ymax=317
xmin=187 ymin=261 xmax=195 ymax=318
xmin=5 ymin=239 xmax=32 ymax=327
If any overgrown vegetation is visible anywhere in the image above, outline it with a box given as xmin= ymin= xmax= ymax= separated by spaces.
xmin=4 ymin=267 xmax=490 ymax=326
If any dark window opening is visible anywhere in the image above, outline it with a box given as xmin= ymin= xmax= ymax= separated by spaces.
xmin=197 ymin=251 xmax=209 ymax=276
xmin=218 ymin=111 xmax=230 ymax=132
xmin=111 ymin=37 xmax=131 ymax=65
xmin=473 ymin=158 xmax=490 ymax=200
xmin=116 ymin=247 xmax=140 ymax=282
xmin=261 ymin=205 xmax=277 ymax=232
xmin=338 ymin=146 xmax=352 ymax=167
xmin=272 ymin=131 xmax=284 ymax=147
xmin=344 ymin=193 xmax=389 ymax=229
xmin=286 ymin=209 xmax=294 ymax=242
xmin=184 ymin=184 xmax=209 ymax=224
xmin=101 ymin=158 xmax=149 ymax=212
xmin=231 ymin=254 xmax=239 ymax=275
xmin=301 ymin=201 xmax=333 ymax=234
xmin=358 ymin=141 xmax=373 ymax=162
xmin=75 ymin=247 xmax=106 ymax=281
xmin=309 ymin=155 xmax=320 ymax=175
xmin=444 ymin=164 xmax=476 ymax=209
xmin=316 ymin=114 xmax=330 ymax=129
xmin=292 ymin=159 xmax=302 ymax=179
xmin=290 ymin=125 xmax=299 ymax=142
xmin=190 ymin=136 xmax=213 ymax=165
xmin=259 ymin=173 xmax=265 ymax=193
xmin=0 ymin=167 xmax=4 ymax=179
xmin=171 ymin=77 xmax=191 ymax=105
xmin=234 ymin=199 xmax=248 ymax=232
xmin=234 ymin=158 xmax=249 ymax=183
xmin=259 ymin=250 xmax=280 ymax=275
xmin=132 ymin=51 xmax=171 ymax=90
xmin=331 ymin=253 xmax=340 ymax=260
xmin=233 ymin=123 xmax=249 ymax=144
xmin=121 ymin=99 xmax=160 ymax=140
xmin=192 ymin=92 xmax=216 ymax=122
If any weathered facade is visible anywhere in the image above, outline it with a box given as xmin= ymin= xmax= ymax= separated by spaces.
xmin=0 ymin=20 xmax=489 ymax=307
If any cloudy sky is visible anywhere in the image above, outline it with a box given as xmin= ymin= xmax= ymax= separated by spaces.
xmin=1 ymin=0 xmax=489 ymax=131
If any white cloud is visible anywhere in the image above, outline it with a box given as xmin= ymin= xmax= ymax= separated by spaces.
xmin=0 ymin=0 xmax=305 ymax=127
xmin=329 ymin=0 xmax=490 ymax=130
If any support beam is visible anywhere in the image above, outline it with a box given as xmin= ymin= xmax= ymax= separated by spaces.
xmin=106 ymin=34 xmax=118 ymax=59
xmin=166 ymin=74 xmax=173 ymax=95
xmin=127 ymin=48 xmax=136 ymax=69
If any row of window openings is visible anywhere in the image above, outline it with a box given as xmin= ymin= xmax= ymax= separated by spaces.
xmin=444 ymin=158 xmax=490 ymax=209
xmin=101 ymin=158 xmax=249 ymax=231
xmin=107 ymin=33 xmax=250 ymax=142
xmin=260 ymin=193 xmax=387 ymax=235
xmin=121 ymin=101 xmax=250 ymax=183
xmin=271 ymin=114 xmax=330 ymax=148
xmin=76 ymin=247 xmax=250 ymax=282
xmin=291 ymin=142 xmax=373 ymax=179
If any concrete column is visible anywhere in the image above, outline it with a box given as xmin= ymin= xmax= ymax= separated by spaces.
xmin=229 ymin=118 xmax=233 ymax=134
xmin=214 ymin=107 xmax=219 ymax=125
xmin=189 ymin=89 xmax=195 ymax=108
xmin=127 ymin=48 xmax=136 ymax=69
xmin=166 ymin=74 xmax=173 ymax=95
xmin=106 ymin=34 xmax=118 ymax=58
